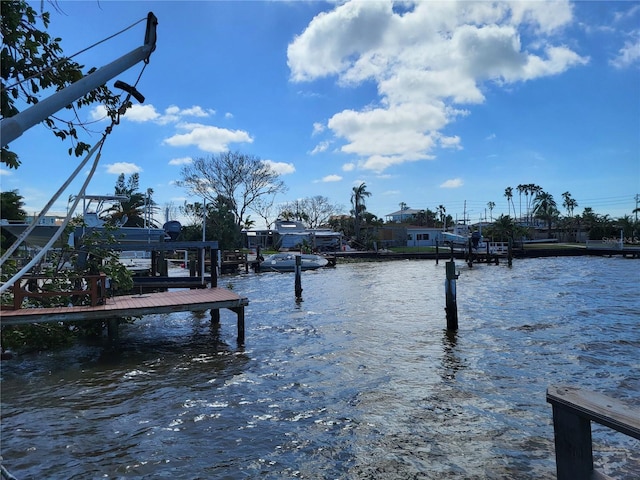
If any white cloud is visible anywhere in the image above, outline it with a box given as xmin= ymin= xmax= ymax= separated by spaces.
xmin=310 ymin=141 xmax=330 ymax=155
xmin=163 ymin=123 xmax=253 ymax=152
xmin=124 ymin=104 xmax=162 ymax=122
xmin=610 ymin=35 xmax=640 ymax=69
xmin=263 ymin=160 xmax=296 ymax=175
xmin=88 ymin=103 xmax=216 ymax=125
xmin=225 ymin=112 xmax=234 ymax=119
xmin=0 ymin=168 xmax=11 ymax=176
xmin=321 ymin=174 xmax=343 ymax=182
xmin=440 ymin=178 xmax=464 ymax=188
xmin=342 ymin=162 xmax=355 ymax=172
xmin=105 ymin=162 xmax=142 ymax=174
xmin=439 ymin=135 xmax=462 ymax=150
xmin=288 ymin=0 xmax=586 ymax=173
xmin=312 ymin=122 xmax=325 ymax=135
xmin=89 ymin=105 xmax=109 ymax=122
xmin=168 ymin=157 xmax=193 ymax=166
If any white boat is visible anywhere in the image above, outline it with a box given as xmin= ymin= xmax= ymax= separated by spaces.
xmin=0 ymin=219 xmax=67 ymax=248
xmin=259 ymin=253 xmax=328 ymax=272
xmin=440 ymin=224 xmax=485 ymax=250
xmin=1 ymin=195 xmax=178 ymax=248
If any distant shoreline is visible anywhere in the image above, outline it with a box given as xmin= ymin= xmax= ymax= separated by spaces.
xmin=331 ymin=243 xmax=640 ymax=261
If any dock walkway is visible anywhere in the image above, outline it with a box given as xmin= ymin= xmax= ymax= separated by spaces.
xmin=0 ymin=288 xmax=249 ymax=344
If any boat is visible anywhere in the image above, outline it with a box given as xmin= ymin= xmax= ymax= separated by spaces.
xmin=259 ymin=253 xmax=329 ymax=272
xmin=74 ymin=194 xmax=172 ymax=246
xmin=0 ymin=218 xmax=68 ymax=248
xmin=1 ymin=195 xmax=180 ymax=248
xmin=440 ymin=223 xmax=485 ymax=250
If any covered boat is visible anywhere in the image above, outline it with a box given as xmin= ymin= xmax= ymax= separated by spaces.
xmin=259 ymin=253 xmax=328 ymax=272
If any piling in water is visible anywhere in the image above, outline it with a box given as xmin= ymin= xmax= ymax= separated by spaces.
xmin=295 ymin=255 xmax=303 ymax=299
xmin=445 ymin=260 xmax=458 ymax=331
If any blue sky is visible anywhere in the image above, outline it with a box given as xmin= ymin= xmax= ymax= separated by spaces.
xmin=2 ymin=0 xmax=639 ymax=226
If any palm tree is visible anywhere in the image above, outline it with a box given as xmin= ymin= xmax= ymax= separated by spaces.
xmin=487 ymin=201 xmax=495 ymax=222
xmin=517 ymin=184 xmax=526 ymax=220
xmin=351 ymin=182 xmax=371 ymax=244
xmin=398 ymin=201 xmax=408 ymax=222
xmin=485 ymin=214 xmax=516 ymax=242
xmin=533 ymin=191 xmax=558 ymax=236
xmin=561 ymin=191 xmax=578 ymax=217
xmin=108 ymin=174 xmax=159 ymax=227
xmin=437 ymin=204 xmax=446 ymax=228
xmin=526 ymin=184 xmax=542 ymax=224
xmin=504 ymin=187 xmax=514 ymax=219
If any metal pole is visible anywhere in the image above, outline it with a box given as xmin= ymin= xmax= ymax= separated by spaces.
xmin=1 ymin=13 xmax=157 ymax=146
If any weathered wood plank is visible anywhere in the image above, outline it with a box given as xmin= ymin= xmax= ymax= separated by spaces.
xmin=547 ymin=385 xmax=639 ymax=480
xmin=547 ymin=385 xmax=640 ymax=440
xmin=1 ymin=289 xmax=248 ymax=325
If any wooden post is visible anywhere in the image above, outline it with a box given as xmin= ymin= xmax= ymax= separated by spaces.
xmin=467 ymin=238 xmax=473 ymax=268
xmin=107 ymin=318 xmax=119 ymax=343
xmin=235 ymin=306 xmax=245 ymax=345
xmin=255 ymin=245 xmax=262 ymax=272
xmin=445 ymin=260 xmax=458 ymax=331
xmin=547 ymin=385 xmax=640 ymax=480
xmin=435 ymin=243 xmax=439 ymax=265
xmin=199 ymin=246 xmax=206 ymax=286
xmin=508 ymin=238 xmax=513 ymax=267
xmin=294 ymin=255 xmax=303 ymax=299
xmin=189 ymin=255 xmax=196 ymax=277
xmin=210 ymin=248 xmax=218 ymax=288
xmin=550 ymin=403 xmax=594 ymax=479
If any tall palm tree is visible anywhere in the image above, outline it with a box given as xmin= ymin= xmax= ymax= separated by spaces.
xmin=561 ymin=191 xmax=578 ymax=217
xmin=516 ymin=184 xmax=526 ymax=220
xmin=351 ymin=182 xmax=371 ymax=243
xmin=504 ymin=187 xmax=514 ymax=219
xmin=533 ymin=191 xmax=558 ymax=236
xmin=526 ymin=184 xmax=542 ymax=224
xmin=437 ymin=204 xmax=446 ymax=228
xmin=487 ymin=201 xmax=495 ymax=222
xmin=108 ymin=174 xmax=159 ymax=227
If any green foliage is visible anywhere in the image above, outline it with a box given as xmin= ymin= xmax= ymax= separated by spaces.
xmin=1 ymin=0 xmax=120 ymax=168
xmin=75 ymin=225 xmax=133 ymax=293
xmin=0 ymin=189 xmax=27 ymax=220
xmin=180 ymin=196 xmax=243 ymax=249
xmin=106 ymin=173 xmax=159 ymax=228
xmin=2 ymin=322 xmax=76 ymax=351
xmin=0 ymin=189 xmax=28 ymax=249
xmin=483 ymin=215 xmax=527 ymax=242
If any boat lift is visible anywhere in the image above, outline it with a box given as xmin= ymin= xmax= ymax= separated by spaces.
xmin=0 ymin=12 xmax=158 ymax=293
xmin=1 ymin=12 xmax=157 ymax=147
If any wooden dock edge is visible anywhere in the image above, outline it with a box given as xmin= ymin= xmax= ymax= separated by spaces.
xmin=0 ymin=289 xmax=249 ymax=345
xmin=546 ymin=385 xmax=640 ymax=480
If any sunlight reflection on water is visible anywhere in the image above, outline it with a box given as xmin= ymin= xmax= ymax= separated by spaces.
xmin=1 ymin=256 xmax=639 ymax=478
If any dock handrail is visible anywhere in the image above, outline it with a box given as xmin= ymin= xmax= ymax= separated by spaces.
xmin=7 ymin=274 xmax=107 ymax=310
xmin=546 ymin=385 xmax=640 ymax=480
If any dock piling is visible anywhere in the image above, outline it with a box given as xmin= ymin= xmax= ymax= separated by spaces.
xmin=294 ymin=255 xmax=303 ymax=300
xmin=445 ymin=260 xmax=459 ymax=331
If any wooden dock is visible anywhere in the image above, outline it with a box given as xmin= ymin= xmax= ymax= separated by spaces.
xmin=0 ymin=288 xmax=249 ymax=344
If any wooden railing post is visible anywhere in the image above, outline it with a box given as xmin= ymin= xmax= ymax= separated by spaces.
xmin=547 ymin=385 xmax=640 ymax=480
xmin=549 ymin=402 xmax=594 ymax=479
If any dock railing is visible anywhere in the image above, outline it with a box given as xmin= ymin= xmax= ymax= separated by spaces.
xmin=8 ymin=274 xmax=107 ymax=309
xmin=546 ymin=385 xmax=640 ymax=480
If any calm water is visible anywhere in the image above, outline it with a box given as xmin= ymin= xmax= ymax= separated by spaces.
xmin=1 ymin=257 xmax=639 ymax=479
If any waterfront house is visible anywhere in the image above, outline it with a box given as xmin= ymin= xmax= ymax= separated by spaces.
xmin=243 ymin=220 xmax=343 ymax=252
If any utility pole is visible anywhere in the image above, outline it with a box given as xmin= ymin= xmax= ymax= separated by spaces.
xmin=635 ymin=194 xmax=639 ymax=223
